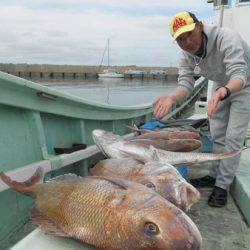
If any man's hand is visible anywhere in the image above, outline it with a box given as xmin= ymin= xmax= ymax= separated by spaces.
xmin=207 ymin=87 xmax=228 ymax=117
xmin=153 ymin=95 xmax=174 ymax=120
xmin=208 ymin=78 xmax=244 ymax=116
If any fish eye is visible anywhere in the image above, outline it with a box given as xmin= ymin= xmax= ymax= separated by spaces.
xmin=143 ymin=181 xmax=156 ymax=190
xmin=144 ymin=222 xmax=160 ymax=236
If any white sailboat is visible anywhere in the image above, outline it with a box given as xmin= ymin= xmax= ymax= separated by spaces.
xmin=98 ymin=39 xmax=124 ymax=78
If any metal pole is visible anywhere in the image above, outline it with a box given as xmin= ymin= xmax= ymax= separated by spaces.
xmin=108 ymin=38 xmax=110 ymax=67
xmin=207 ymin=3 xmax=224 ymax=101
xmin=99 ymin=44 xmax=107 ymax=67
xmin=219 ymin=5 xmax=224 ymax=27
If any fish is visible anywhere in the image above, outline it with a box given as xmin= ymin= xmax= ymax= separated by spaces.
xmin=161 ymin=126 xmax=198 ymax=132
xmin=0 ymin=168 xmax=202 ymax=250
xmin=135 ymin=130 xmax=201 ymax=141
xmin=90 ymin=158 xmax=200 ymax=211
xmin=130 ymin=138 xmax=202 ymax=152
xmin=126 ymin=125 xmax=198 ymax=134
xmin=126 ymin=125 xmax=201 ymax=140
xmin=92 ymin=129 xmax=240 ymax=166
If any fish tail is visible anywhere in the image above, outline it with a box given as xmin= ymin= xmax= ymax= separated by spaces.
xmin=126 ymin=125 xmax=151 ymax=134
xmin=126 ymin=125 xmax=140 ymax=132
xmin=217 ymin=149 xmax=241 ymax=159
xmin=0 ymin=167 xmax=43 ymax=195
xmin=194 ymin=149 xmax=242 ymax=162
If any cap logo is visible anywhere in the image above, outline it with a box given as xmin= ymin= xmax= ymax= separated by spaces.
xmin=173 ymin=18 xmax=187 ymax=32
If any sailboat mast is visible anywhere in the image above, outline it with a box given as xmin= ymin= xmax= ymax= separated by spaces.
xmin=108 ymin=38 xmax=110 ymax=67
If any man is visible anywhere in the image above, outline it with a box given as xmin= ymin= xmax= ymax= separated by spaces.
xmin=154 ymin=11 xmax=250 ymax=207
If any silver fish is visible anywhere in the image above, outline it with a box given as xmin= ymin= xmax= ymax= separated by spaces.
xmin=92 ymin=129 xmax=240 ymax=165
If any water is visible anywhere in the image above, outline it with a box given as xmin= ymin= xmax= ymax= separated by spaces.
xmin=39 ymin=78 xmax=177 ymax=106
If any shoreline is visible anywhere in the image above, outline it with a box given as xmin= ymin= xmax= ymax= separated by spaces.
xmin=0 ymin=63 xmax=178 ymax=82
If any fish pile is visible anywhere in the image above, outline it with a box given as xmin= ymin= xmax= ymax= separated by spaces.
xmin=0 ymin=128 xmax=240 ymax=249
xmin=127 ymin=125 xmax=202 ymax=152
xmin=92 ymin=129 xmax=239 ymax=166
xmin=89 ymin=128 xmax=240 ymax=248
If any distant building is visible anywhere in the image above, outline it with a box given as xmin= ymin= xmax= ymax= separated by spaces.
xmin=149 ymin=70 xmax=167 ymax=75
xmin=124 ymin=70 xmax=148 ymax=75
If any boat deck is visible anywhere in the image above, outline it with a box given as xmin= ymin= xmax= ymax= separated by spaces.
xmin=189 ymin=160 xmax=250 ymax=250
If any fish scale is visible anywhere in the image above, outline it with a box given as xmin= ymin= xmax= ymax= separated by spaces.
xmin=36 ymin=178 xmax=126 ymax=248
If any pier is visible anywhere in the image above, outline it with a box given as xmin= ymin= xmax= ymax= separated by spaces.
xmin=0 ymin=63 xmax=178 ymax=81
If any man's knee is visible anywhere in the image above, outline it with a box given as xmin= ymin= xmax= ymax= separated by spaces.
xmin=225 ymin=130 xmax=246 ymax=150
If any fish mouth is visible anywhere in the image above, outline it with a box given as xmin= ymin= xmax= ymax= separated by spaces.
xmin=92 ymin=132 xmax=101 ymax=146
xmin=92 ymin=131 xmax=110 ymax=158
xmin=92 ymin=129 xmax=122 ymax=145
xmin=163 ymin=212 xmax=202 ymax=250
xmin=92 ymin=129 xmax=106 ymax=139
xmin=92 ymin=129 xmax=110 ymax=145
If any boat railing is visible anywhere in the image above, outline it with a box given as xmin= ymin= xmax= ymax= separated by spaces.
xmin=0 ymin=133 xmax=135 ymax=192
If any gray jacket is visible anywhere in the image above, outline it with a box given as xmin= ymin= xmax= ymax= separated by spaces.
xmin=177 ymin=24 xmax=250 ymax=97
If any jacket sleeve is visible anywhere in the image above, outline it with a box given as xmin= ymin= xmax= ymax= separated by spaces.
xmin=176 ymin=51 xmax=195 ymax=98
xmin=218 ymin=29 xmax=248 ymax=87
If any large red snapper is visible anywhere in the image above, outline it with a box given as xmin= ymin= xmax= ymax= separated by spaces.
xmin=90 ymin=158 xmax=200 ymax=211
xmin=0 ymin=169 xmax=202 ymax=250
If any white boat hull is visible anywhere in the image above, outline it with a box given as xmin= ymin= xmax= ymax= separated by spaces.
xmin=98 ymin=73 xmax=124 ymax=78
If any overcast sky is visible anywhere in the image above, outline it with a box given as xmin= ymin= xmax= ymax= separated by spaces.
xmin=0 ymin=0 xmax=213 ymax=67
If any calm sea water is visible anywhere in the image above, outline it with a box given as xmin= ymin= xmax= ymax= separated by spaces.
xmin=39 ymin=78 xmax=177 ymax=106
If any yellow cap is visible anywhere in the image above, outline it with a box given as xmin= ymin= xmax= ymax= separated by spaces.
xmin=170 ymin=12 xmax=197 ymax=40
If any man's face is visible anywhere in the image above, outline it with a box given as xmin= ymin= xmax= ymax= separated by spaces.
xmin=176 ymin=24 xmax=203 ymax=54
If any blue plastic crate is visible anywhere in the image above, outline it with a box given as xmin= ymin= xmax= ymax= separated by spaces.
xmin=177 ymin=165 xmax=188 ymax=180
xmin=177 ymin=135 xmax=213 ymax=180
xmin=201 ymin=134 xmax=213 ymax=153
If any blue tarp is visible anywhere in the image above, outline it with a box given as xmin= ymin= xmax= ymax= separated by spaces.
xmin=139 ymin=121 xmax=165 ymax=130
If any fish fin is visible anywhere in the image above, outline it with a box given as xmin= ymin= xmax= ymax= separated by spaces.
xmin=0 ymin=167 xmax=43 ymax=195
xmin=214 ymin=149 xmax=241 ymax=159
xmin=47 ymin=174 xmax=82 ymax=183
xmin=29 ymin=208 xmax=70 ymax=238
xmin=121 ymin=143 xmax=159 ymax=162
xmin=126 ymin=125 xmax=151 ymax=134
xmin=148 ymin=145 xmax=161 ymax=161
xmin=126 ymin=125 xmax=141 ymax=132
xmin=118 ymin=149 xmax=148 ymax=163
xmin=24 ymin=167 xmax=44 ymax=187
xmin=86 ymin=176 xmax=129 ymax=190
